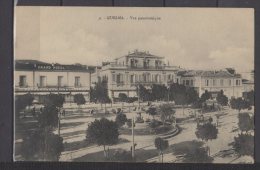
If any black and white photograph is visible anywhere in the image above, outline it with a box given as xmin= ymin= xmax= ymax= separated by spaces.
xmin=14 ymin=7 xmax=254 ymax=163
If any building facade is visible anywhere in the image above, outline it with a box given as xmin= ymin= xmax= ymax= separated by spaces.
xmin=15 ymin=60 xmax=91 ymax=103
xmin=91 ymin=50 xmax=183 ymax=100
xmin=179 ymin=70 xmax=243 ymax=99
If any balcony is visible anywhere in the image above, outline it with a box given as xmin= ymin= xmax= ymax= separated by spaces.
xmin=102 ymin=63 xmax=165 ymax=70
xmin=15 ymin=84 xmax=90 ymax=93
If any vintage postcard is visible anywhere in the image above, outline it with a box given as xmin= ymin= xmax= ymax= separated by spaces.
xmin=14 ymin=7 xmax=254 ymax=163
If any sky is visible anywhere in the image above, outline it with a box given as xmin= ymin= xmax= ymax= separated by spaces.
xmin=15 ymin=7 xmax=254 ymax=72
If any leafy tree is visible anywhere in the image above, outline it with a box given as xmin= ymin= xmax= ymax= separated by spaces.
xmin=92 ymin=80 xmax=111 ymax=109
xmin=89 ymin=86 xmax=97 ymax=103
xmin=157 ymin=103 xmax=175 ymax=126
xmin=151 ymin=84 xmax=167 ymax=101
xmin=216 ymin=90 xmax=228 ymax=107
xmin=238 ymin=112 xmax=254 ymax=134
xmin=195 ymin=123 xmax=218 ymax=156
xmin=200 ymin=90 xmax=211 ymax=102
xmin=175 ymin=93 xmax=187 ymax=115
xmin=38 ymin=105 xmax=59 ymax=129
xmin=86 ymin=118 xmax=119 ymax=157
xmin=154 ymin=137 xmax=169 ymax=163
xmin=74 ymin=93 xmax=86 ymax=109
xmin=231 ymin=112 xmax=254 ymax=158
xmin=230 ymin=97 xmax=250 ymax=113
xmin=244 ymin=90 xmax=254 ymax=106
xmin=168 ymin=83 xmax=186 ymax=101
xmin=146 ymin=107 xmax=157 ymax=119
xmin=15 ymin=93 xmax=34 ymax=120
xmin=186 ymin=87 xmax=199 ymax=105
xmin=115 ymin=113 xmax=128 ymax=127
xmin=44 ymin=94 xmax=64 ymax=108
xmin=232 ymin=133 xmax=254 ymax=157
xmin=172 ymin=140 xmax=213 ymax=163
xmin=20 ymin=129 xmax=63 ymax=161
xmin=137 ymin=84 xmax=151 ymax=101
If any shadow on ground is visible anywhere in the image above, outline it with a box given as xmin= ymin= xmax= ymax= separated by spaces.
xmin=61 ymin=122 xmax=85 ymax=130
xmin=64 ymin=138 xmax=130 ymax=153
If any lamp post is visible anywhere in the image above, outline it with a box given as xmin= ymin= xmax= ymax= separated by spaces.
xmin=58 ymin=110 xmax=61 ymax=136
xmin=137 ymin=84 xmax=140 ymax=108
xmin=167 ymin=84 xmax=170 ymax=103
xmin=132 ymin=116 xmax=135 ymax=159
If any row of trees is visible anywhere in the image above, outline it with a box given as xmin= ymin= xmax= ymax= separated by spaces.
xmin=231 ymin=112 xmax=254 ymax=157
xmin=230 ymin=97 xmax=252 ymax=113
xmin=137 ymin=83 xmax=199 ymax=105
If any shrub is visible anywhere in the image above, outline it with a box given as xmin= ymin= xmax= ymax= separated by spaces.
xmin=154 ymin=125 xmax=172 ymax=134
xmin=111 ymin=150 xmax=133 ymax=162
xmin=195 ymin=123 xmax=218 ymax=142
xmin=232 ymin=133 xmax=254 ymax=157
xmin=149 ymin=120 xmax=163 ymax=128
xmin=135 ymin=116 xmax=144 ymax=123
xmin=146 ymin=107 xmax=157 ymax=119
xmin=21 ymin=129 xmax=63 ymax=161
xmin=74 ymin=93 xmax=86 ymax=107
xmin=126 ymin=119 xmax=132 ymax=128
xmin=115 ymin=113 xmax=127 ymax=127
xmin=118 ymin=93 xmax=128 ymax=102
xmin=117 ymin=108 xmax=122 ymax=114
xmin=238 ymin=112 xmax=254 ymax=133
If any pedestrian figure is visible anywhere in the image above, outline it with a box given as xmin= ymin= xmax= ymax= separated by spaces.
xmin=62 ymin=109 xmax=66 ymax=117
xmin=32 ymin=106 xmax=36 ymax=117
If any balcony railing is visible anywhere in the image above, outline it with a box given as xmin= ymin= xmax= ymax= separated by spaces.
xmin=103 ymin=63 xmax=165 ymax=70
xmin=15 ymin=85 xmax=90 ymax=92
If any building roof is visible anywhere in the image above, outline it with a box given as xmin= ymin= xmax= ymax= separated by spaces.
xmin=181 ymin=70 xmax=241 ymax=78
xmin=115 ymin=50 xmax=164 ymax=60
xmin=15 ymin=60 xmax=90 ymax=72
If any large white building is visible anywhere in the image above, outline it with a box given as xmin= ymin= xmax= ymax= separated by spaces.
xmin=91 ymin=50 xmax=183 ymax=100
xmin=15 ymin=51 xmax=248 ymax=103
xmin=179 ymin=70 xmax=244 ymax=98
xmin=15 ymin=60 xmax=91 ymax=103
xmin=92 ymin=50 xmax=245 ymax=100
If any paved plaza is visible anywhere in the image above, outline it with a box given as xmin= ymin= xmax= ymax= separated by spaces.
xmin=15 ymin=103 xmax=254 ymax=163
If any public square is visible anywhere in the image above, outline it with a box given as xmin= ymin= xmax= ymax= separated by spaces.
xmin=14 ymin=102 xmax=254 ymax=163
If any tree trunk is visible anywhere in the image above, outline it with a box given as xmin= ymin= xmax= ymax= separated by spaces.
xmin=158 ymin=152 xmax=161 ymax=162
xmin=103 ymin=145 xmax=106 ymax=157
xmin=207 ymin=142 xmax=210 ymax=156
xmin=161 ymin=152 xmax=164 ymax=163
